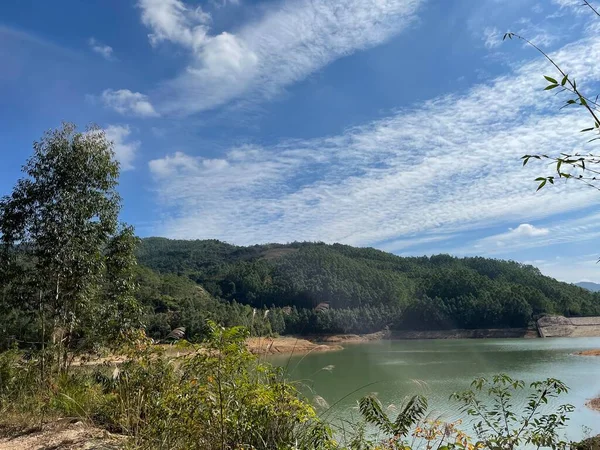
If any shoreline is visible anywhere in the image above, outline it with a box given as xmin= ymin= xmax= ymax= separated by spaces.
xmin=248 ymin=329 xmax=600 ymax=355
xmin=73 ymin=331 xmax=600 ymax=362
xmin=577 ymin=349 xmax=600 ymax=356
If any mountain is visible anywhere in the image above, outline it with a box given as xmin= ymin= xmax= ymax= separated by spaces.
xmin=135 ymin=238 xmax=600 ymax=339
xmin=575 ymin=281 xmax=600 ymax=292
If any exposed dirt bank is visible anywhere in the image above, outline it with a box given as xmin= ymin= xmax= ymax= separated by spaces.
xmin=316 ymin=330 xmax=391 ymax=343
xmin=0 ymin=421 xmax=123 ymax=450
xmin=538 ymin=316 xmax=600 ymax=338
xmin=586 ymin=397 xmax=600 ymax=412
xmin=246 ymin=336 xmax=343 ymax=355
xmin=577 ymin=349 xmax=600 ymax=356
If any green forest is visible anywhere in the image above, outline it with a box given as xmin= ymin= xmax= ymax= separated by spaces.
xmin=131 ymin=238 xmax=600 ymax=342
xmin=4 ymin=224 xmax=600 ymax=348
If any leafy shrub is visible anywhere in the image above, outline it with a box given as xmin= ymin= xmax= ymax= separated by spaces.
xmin=345 ymin=374 xmax=575 ymax=450
xmin=452 ymin=374 xmax=574 ymax=450
xmin=99 ymin=322 xmax=332 ymax=449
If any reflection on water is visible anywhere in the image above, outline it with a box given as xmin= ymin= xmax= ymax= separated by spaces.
xmin=272 ymin=337 xmax=600 ymax=442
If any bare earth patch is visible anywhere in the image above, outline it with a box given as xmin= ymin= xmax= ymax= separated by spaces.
xmin=0 ymin=421 xmax=123 ymax=450
xmin=246 ymin=336 xmax=343 ymax=355
xmin=577 ymin=349 xmax=600 ymax=356
xmin=319 ymin=330 xmax=390 ymax=343
xmin=587 ymin=397 xmax=600 ymax=412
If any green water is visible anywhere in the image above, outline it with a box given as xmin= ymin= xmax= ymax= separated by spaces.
xmin=272 ymin=337 xmax=600 ymax=442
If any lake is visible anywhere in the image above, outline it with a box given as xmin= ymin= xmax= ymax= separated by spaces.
xmin=273 ymin=337 xmax=600 ymax=443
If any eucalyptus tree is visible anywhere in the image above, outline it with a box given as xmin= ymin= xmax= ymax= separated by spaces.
xmin=0 ymin=122 xmax=139 ymax=371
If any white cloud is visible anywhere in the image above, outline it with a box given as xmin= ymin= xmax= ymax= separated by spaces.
xmin=210 ymin=0 xmax=240 ymax=7
xmin=514 ymin=18 xmax=560 ymax=48
xmin=483 ymin=27 xmax=502 ymax=49
xmin=101 ymin=89 xmax=159 ymax=117
xmin=469 ymin=224 xmax=550 ymax=250
xmin=148 ymin=31 xmax=600 ymax=246
xmin=455 ymin=211 xmax=600 ymax=256
xmin=138 ymin=0 xmax=423 ymax=115
xmin=88 ymin=37 xmax=114 ymax=60
xmin=525 ymin=254 xmax=600 ymax=283
xmin=508 ymin=223 xmax=550 ymax=237
xmin=104 ymin=125 xmax=140 ymax=171
xmin=377 ymin=234 xmax=458 ymax=253
xmin=138 ymin=0 xmax=211 ymax=48
xmin=552 ymin=0 xmax=584 ymax=10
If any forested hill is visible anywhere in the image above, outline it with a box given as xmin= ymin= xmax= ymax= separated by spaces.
xmin=135 ymin=238 xmax=600 ymax=340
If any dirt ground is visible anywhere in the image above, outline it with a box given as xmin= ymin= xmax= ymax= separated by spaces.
xmin=0 ymin=421 xmax=123 ymax=450
xmin=587 ymin=397 xmax=600 ymax=412
xmin=246 ymin=336 xmax=343 ymax=354
xmin=318 ymin=330 xmax=390 ymax=343
xmin=577 ymin=349 xmax=600 ymax=356
xmin=538 ymin=316 xmax=600 ymax=338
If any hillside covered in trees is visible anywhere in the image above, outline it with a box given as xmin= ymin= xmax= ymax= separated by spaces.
xmin=135 ymin=238 xmax=600 ymax=340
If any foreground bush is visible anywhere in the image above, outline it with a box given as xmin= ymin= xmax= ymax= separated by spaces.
xmin=100 ymin=323 xmax=330 ymax=449
xmin=0 ymin=323 xmax=334 ymax=449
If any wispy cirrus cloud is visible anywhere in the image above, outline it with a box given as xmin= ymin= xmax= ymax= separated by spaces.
xmin=526 ymin=253 xmax=600 ymax=283
xmin=148 ymin=30 xmax=600 ymax=246
xmin=136 ymin=0 xmax=424 ymax=115
xmin=482 ymin=27 xmax=502 ymax=48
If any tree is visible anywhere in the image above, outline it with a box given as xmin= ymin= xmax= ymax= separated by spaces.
xmin=0 ymin=122 xmax=137 ymax=370
xmin=90 ymin=225 xmax=142 ymax=347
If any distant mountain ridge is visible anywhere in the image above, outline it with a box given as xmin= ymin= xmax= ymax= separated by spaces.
xmin=575 ymin=281 xmax=600 ymax=292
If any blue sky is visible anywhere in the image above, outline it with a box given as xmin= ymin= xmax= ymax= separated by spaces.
xmin=2 ymin=0 xmax=600 ymax=282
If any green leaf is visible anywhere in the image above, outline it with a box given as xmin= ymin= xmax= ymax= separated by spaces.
xmin=581 ymin=128 xmax=594 ymax=132
xmin=544 ymin=84 xmax=558 ymax=90
xmin=536 ymin=179 xmax=547 ymax=191
xmin=561 ymin=75 xmax=568 ymax=86
xmin=544 ymin=76 xmax=558 ymax=84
